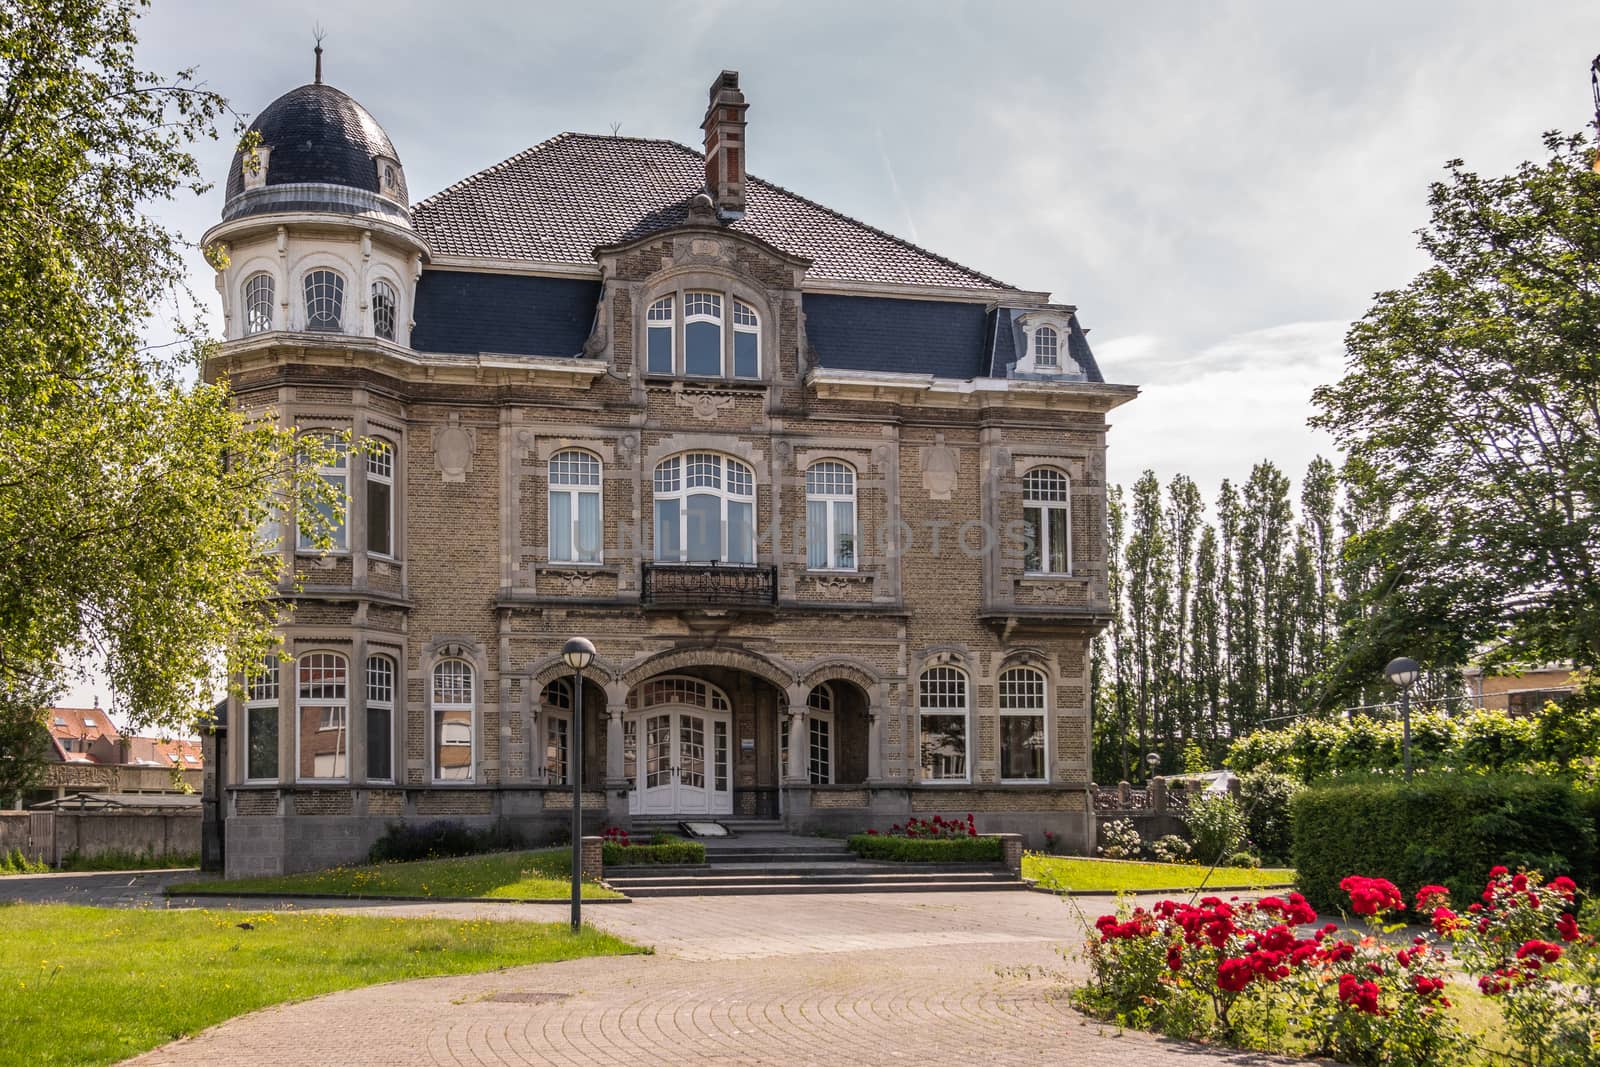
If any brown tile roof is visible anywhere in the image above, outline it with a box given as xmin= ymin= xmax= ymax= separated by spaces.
xmin=412 ymin=133 xmax=1013 ymax=291
xmin=45 ymin=705 xmax=120 ymax=750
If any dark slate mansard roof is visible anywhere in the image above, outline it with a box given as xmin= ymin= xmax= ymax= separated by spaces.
xmin=408 ymin=132 xmax=1104 ymax=381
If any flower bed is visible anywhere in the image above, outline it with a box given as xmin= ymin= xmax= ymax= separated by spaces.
xmin=848 ymin=814 xmax=1001 ymax=862
xmin=598 ymin=827 xmax=706 ymax=866
xmin=1077 ymin=864 xmax=1599 ymax=1066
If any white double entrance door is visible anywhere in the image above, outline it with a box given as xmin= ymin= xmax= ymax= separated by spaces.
xmin=628 ymin=705 xmax=734 ymax=817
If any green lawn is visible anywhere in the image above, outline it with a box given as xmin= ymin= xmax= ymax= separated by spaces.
xmin=0 ymin=903 xmax=640 ymax=1067
xmin=168 ymin=847 xmax=622 ymax=901
xmin=1024 ymin=854 xmax=1296 ymax=893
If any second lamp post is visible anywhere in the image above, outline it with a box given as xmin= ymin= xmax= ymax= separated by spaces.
xmin=561 ymin=636 xmax=596 ymax=932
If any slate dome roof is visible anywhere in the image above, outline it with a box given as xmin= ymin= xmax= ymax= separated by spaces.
xmin=224 ymin=82 xmax=407 ymax=215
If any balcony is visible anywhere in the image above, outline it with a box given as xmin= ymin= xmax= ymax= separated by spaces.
xmin=641 ymin=563 xmax=778 ymax=609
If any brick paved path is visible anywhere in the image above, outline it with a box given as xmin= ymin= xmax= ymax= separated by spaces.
xmin=124 ymin=891 xmax=1290 ymax=1066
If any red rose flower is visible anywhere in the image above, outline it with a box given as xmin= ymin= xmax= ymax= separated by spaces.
xmin=1557 ymin=912 xmax=1581 ymax=943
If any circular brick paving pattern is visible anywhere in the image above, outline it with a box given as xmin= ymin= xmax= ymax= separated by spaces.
xmin=124 ymin=892 xmax=1291 ymax=1066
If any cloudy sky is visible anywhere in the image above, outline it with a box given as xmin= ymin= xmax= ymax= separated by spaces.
xmin=62 ymin=0 xmax=1600 ymax=709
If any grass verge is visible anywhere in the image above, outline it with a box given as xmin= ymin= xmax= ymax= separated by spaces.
xmin=57 ymin=849 xmax=199 ymax=872
xmin=168 ymin=847 xmax=622 ymax=900
xmin=1024 ymin=854 xmax=1295 ymax=893
xmin=0 ymin=903 xmax=640 ymax=1067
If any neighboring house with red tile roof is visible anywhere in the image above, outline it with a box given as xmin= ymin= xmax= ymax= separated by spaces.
xmin=21 ymin=704 xmax=203 ymax=808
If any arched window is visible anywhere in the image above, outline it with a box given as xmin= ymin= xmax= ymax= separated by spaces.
xmin=548 ymin=450 xmax=602 ymax=564
xmin=807 ymin=683 xmax=834 ymax=784
xmin=243 ymin=272 xmax=275 ymax=335
xmin=732 ymin=299 xmax=760 ymax=378
xmin=366 ymin=437 xmax=394 ymax=558
xmin=805 ymin=461 xmax=857 ymax=571
xmin=303 ymin=269 xmax=345 ymax=332
xmin=998 ymin=667 xmax=1047 ymax=781
xmin=1022 ymin=468 xmax=1071 ymax=575
xmin=432 ymin=659 xmax=475 ymax=782
xmin=297 ymin=434 xmax=348 ymax=552
xmin=542 ymin=679 xmax=572 ymax=784
xmin=683 ymin=292 xmax=724 ymax=376
xmin=646 ymin=296 xmax=675 ymax=374
xmin=296 ymin=652 xmax=348 ymax=781
xmin=244 ymin=655 xmax=279 ymax=782
xmin=918 ymin=666 xmax=968 ymax=782
xmin=371 ymin=280 xmax=397 ymax=341
xmin=366 ymin=654 xmax=395 ymax=781
xmin=652 ymin=452 xmax=755 ymax=564
xmin=1034 ymin=325 xmax=1059 ymax=367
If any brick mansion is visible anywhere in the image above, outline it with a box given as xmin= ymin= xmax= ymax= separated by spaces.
xmin=203 ymin=62 xmax=1137 ymax=876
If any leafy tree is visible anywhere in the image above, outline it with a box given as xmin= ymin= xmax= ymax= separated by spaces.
xmin=0 ymin=677 xmax=55 ymax=804
xmin=0 ymin=0 xmax=332 ymax=737
xmin=1313 ymin=132 xmax=1600 ymax=673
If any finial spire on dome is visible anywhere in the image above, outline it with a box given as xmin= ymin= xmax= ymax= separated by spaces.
xmin=313 ymin=24 xmax=326 ymax=84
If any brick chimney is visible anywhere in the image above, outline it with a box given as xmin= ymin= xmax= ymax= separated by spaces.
xmin=701 ymin=70 xmax=748 ymax=218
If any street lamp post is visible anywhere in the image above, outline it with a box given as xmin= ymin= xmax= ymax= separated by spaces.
xmin=1383 ymin=657 xmax=1421 ymax=781
xmin=1145 ymin=751 xmax=1160 ymax=783
xmin=562 ymin=636 xmax=596 ymax=932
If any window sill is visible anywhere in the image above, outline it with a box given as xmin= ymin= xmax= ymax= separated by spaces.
xmin=1020 ymin=572 xmax=1080 ymax=581
xmin=999 ymin=779 xmax=1052 ymax=787
xmin=544 ymin=561 xmax=612 ymax=571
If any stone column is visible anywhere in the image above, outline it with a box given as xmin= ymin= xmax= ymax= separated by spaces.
xmin=604 ymin=703 xmax=630 ymax=825
xmin=866 ymin=704 xmax=884 ymax=782
xmin=348 ymin=632 xmax=368 ymax=786
xmin=784 ymin=704 xmax=809 ymax=784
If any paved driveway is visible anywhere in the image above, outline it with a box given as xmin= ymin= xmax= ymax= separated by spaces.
xmin=117 ymin=890 xmax=1288 ymax=1067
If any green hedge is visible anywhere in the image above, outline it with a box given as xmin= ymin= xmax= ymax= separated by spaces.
xmin=602 ymin=840 xmax=706 ymax=866
xmin=1289 ymin=775 xmax=1597 ymax=913
xmin=846 ymin=834 xmax=1002 ymax=862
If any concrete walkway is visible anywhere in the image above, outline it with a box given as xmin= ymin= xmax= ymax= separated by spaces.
xmin=117 ymin=890 xmax=1290 ymax=1066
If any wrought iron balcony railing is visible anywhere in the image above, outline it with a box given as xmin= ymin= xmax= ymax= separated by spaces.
xmin=641 ymin=562 xmax=778 ymax=608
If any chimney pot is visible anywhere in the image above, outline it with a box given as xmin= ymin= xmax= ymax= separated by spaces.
xmin=701 ymin=70 xmax=748 ymax=218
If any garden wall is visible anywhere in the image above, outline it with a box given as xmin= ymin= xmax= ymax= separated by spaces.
xmin=0 ymin=810 xmax=198 ymax=866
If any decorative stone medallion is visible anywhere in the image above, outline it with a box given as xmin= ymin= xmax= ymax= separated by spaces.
xmin=433 ymin=414 xmax=476 ymax=483
xmin=921 ymin=433 xmax=959 ymax=500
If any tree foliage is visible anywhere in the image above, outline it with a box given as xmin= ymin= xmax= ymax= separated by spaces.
xmin=1312 ymin=131 xmax=1600 ymax=672
xmin=0 ymin=0 xmax=330 ymax=735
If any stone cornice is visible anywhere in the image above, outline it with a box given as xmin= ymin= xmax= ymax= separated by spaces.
xmin=806 ymin=367 xmax=1139 ymax=413
xmin=205 ymin=334 xmax=609 ymax=390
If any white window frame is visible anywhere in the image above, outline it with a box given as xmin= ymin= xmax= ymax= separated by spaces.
xmin=243 ymin=656 xmax=280 ymax=783
xmin=431 ymin=658 xmax=476 ymax=783
xmin=547 ymin=449 xmax=603 ymax=564
xmin=998 ymin=666 xmax=1049 ymax=783
xmin=297 ymin=433 xmax=349 ymax=552
xmin=918 ymin=666 xmax=969 ymax=784
xmin=683 ymin=291 xmax=724 ymax=377
xmin=1033 ymin=325 xmax=1059 ymax=367
xmin=365 ymin=654 xmax=395 ymax=783
xmin=371 ymin=279 xmax=398 ymax=342
xmin=806 ymin=683 xmax=835 ymax=785
xmin=366 ymin=437 xmax=395 ymax=559
xmin=543 ymin=678 xmax=573 ymax=785
xmin=303 ymin=268 xmax=346 ymax=332
xmin=646 ymin=296 xmax=675 ymax=374
xmin=1023 ymin=467 xmax=1072 ymax=576
xmin=296 ymin=652 xmax=349 ymax=783
xmin=652 ymin=452 xmax=756 ymax=564
xmin=731 ymin=299 xmax=760 ymax=379
xmin=243 ymin=272 xmax=275 ymax=336
xmin=805 ymin=461 xmax=857 ymax=571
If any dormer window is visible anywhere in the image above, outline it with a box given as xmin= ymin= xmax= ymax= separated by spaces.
xmin=382 ymin=163 xmax=399 ymax=195
xmin=1034 ymin=325 xmax=1059 ymax=367
xmin=371 ymin=280 xmax=397 ymax=341
xmin=732 ymin=300 xmax=759 ymax=378
xmin=684 ymin=292 xmax=723 ymax=376
xmin=241 ymin=145 xmax=271 ymax=190
xmin=647 ymin=297 xmax=674 ymax=374
xmin=303 ymin=270 xmax=345 ymax=332
xmin=644 ymin=290 xmax=761 ymax=380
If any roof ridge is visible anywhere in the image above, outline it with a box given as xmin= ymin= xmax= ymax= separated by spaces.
xmin=414 ymin=132 xmax=699 ymax=212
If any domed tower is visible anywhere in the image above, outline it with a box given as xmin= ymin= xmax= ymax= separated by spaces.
xmin=204 ymin=50 xmax=427 ymax=345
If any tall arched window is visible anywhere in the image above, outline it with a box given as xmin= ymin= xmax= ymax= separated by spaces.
xmin=805 ymin=461 xmax=857 ymax=571
xmin=1033 ymin=325 xmax=1059 ymax=367
xmin=297 ymin=434 xmax=348 ymax=552
xmin=918 ymin=666 xmax=968 ymax=782
xmin=683 ymin=291 xmax=723 ymax=376
xmin=732 ymin=299 xmax=760 ymax=378
xmin=542 ymin=678 xmax=572 ymax=784
xmin=998 ymin=666 xmax=1047 ymax=781
xmin=807 ymin=683 xmax=834 ymax=784
xmin=297 ymin=652 xmax=348 ymax=781
xmin=548 ymin=450 xmax=602 ymax=564
xmin=1023 ymin=467 xmax=1071 ymax=575
xmin=371 ymin=280 xmax=398 ymax=341
xmin=646 ymin=296 xmax=675 ymax=374
xmin=366 ymin=438 xmax=394 ymax=558
xmin=303 ymin=269 xmax=345 ymax=332
xmin=243 ymin=272 xmax=275 ymax=335
xmin=244 ymin=656 xmax=279 ymax=782
xmin=653 ymin=452 xmax=754 ymax=564
xmin=432 ymin=659 xmax=475 ymax=782
xmin=366 ymin=654 xmax=395 ymax=782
